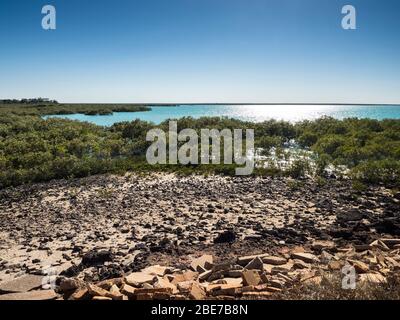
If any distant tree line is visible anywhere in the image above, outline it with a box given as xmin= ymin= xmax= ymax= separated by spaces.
xmin=0 ymin=98 xmax=59 ymax=104
xmin=0 ymin=102 xmax=150 ymax=116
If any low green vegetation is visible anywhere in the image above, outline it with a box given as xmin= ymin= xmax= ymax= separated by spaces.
xmin=296 ymin=117 xmax=400 ymax=185
xmin=0 ymin=103 xmax=399 ymax=189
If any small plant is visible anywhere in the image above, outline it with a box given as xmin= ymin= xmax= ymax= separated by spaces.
xmin=96 ymin=187 xmax=115 ymax=199
xmin=352 ymin=180 xmax=367 ymax=192
xmin=286 ymin=159 xmax=311 ymax=179
xmin=315 ymin=176 xmax=327 ymax=187
xmin=68 ymin=187 xmax=79 ymax=199
xmin=288 ymin=179 xmax=305 ymax=191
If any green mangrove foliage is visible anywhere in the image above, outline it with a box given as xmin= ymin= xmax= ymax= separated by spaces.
xmin=0 ymin=102 xmax=150 ymax=116
xmin=0 ymin=108 xmax=399 ymax=188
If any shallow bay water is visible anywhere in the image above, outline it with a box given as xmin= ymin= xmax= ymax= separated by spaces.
xmin=44 ymin=104 xmax=400 ymax=126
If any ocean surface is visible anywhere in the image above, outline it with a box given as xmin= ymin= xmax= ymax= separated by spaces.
xmin=44 ymin=104 xmax=400 ymax=126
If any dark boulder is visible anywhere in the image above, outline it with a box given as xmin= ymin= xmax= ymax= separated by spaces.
xmin=214 ymin=230 xmax=236 ymax=244
xmin=337 ymin=210 xmax=364 ymax=223
xmin=373 ymin=219 xmax=400 ymax=236
xmin=81 ymin=250 xmax=114 ymax=267
xmin=328 ymin=228 xmax=353 ymax=239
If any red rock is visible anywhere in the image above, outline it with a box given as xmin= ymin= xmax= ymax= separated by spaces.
xmin=190 ymin=255 xmax=213 ymax=272
xmin=237 ymin=254 xmax=269 ymax=266
xmin=348 ymin=259 xmax=369 ymax=273
xmin=0 ymin=290 xmax=57 ymax=301
xmin=120 ymin=284 xmax=136 ymax=298
xmin=242 ymin=270 xmax=262 ymax=286
xmin=189 ymin=283 xmax=206 ymax=300
xmin=154 ymin=277 xmax=178 ymax=294
xmin=70 ymin=288 xmax=91 ymax=300
xmin=303 ymin=276 xmax=322 ymax=285
xmin=291 ymin=252 xmax=319 ymax=263
xmin=125 ymin=272 xmax=157 ymax=286
xmin=198 ymin=270 xmax=212 ymax=281
xmin=142 ymin=265 xmax=170 ymax=276
xmin=370 ymin=240 xmax=390 ymax=251
xmin=244 ymin=257 xmax=264 ymax=271
xmin=262 ymin=256 xmax=287 ymax=265
xmin=96 ymin=277 xmax=124 ymax=290
xmin=0 ymin=275 xmax=43 ymax=294
xmin=328 ymin=261 xmax=342 ymax=271
xmin=59 ymin=278 xmax=85 ymax=292
xmin=171 ymin=271 xmax=198 ymax=284
xmin=136 ymin=293 xmax=153 ymax=300
xmin=87 ymin=284 xmax=110 ymax=297
xmin=312 ymin=240 xmax=335 ymax=251
xmin=359 ymin=273 xmax=386 ymax=284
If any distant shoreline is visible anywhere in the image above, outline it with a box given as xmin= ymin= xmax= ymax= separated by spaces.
xmin=2 ymin=100 xmax=400 ymax=107
xmin=61 ymin=103 xmax=400 ymax=107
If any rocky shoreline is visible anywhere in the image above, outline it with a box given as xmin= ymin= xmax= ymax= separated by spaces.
xmin=0 ymin=173 xmax=399 ymax=300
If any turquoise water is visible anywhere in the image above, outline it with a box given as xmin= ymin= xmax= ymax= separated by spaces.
xmin=44 ymin=104 xmax=400 ymax=126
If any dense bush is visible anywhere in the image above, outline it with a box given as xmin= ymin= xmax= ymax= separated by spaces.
xmin=0 ymin=105 xmax=399 ymax=188
xmin=351 ymin=160 xmax=400 ymax=185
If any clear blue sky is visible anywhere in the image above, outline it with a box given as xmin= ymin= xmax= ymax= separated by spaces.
xmin=0 ymin=0 xmax=399 ymax=103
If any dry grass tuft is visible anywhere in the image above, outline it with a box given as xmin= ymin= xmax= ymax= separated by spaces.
xmin=272 ymin=273 xmax=400 ymax=300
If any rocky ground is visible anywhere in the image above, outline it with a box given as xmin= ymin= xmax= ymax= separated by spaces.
xmin=0 ymin=173 xmax=399 ymax=300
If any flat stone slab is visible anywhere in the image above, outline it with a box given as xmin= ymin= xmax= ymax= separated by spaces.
xmin=290 ymin=252 xmax=319 ymax=264
xmin=0 ymin=290 xmax=57 ymax=301
xmin=262 ymin=256 xmax=287 ymax=265
xmin=0 ymin=275 xmax=43 ymax=293
xmin=125 ymin=272 xmax=157 ymax=286
xmin=190 ymin=255 xmax=213 ymax=272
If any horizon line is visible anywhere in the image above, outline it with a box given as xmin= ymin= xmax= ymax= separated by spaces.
xmin=59 ymin=102 xmax=400 ymax=106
